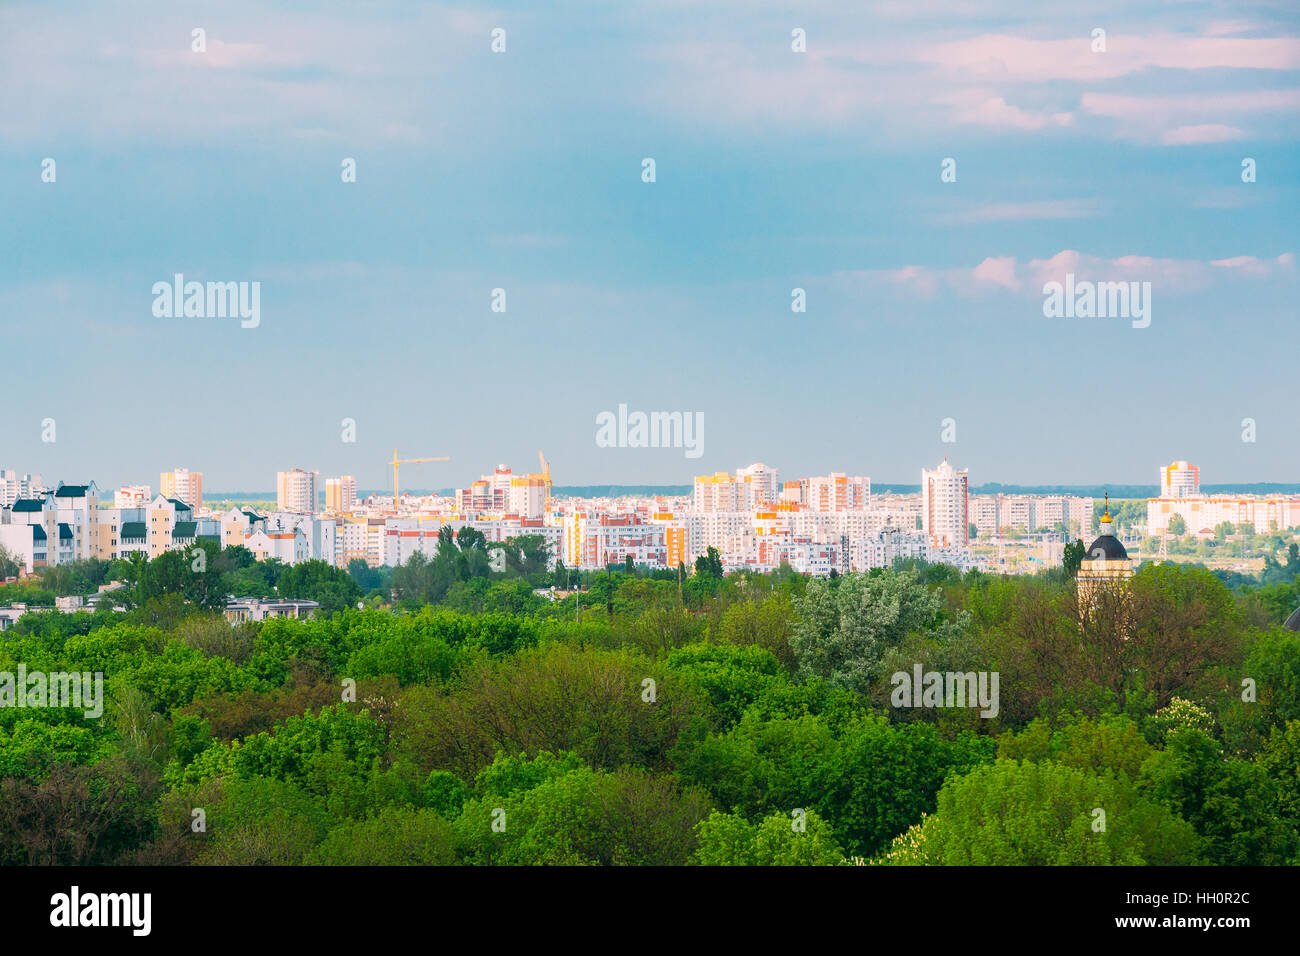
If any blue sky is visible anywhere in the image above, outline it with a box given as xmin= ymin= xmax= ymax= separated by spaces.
xmin=1 ymin=0 xmax=1297 ymax=492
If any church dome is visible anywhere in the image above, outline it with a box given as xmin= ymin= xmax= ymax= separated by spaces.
xmin=1086 ymin=494 xmax=1128 ymax=561
xmin=1086 ymin=534 xmax=1128 ymax=561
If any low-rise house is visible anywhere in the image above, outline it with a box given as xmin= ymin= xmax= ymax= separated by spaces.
xmin=224 ymin=597 xmax=320 ymax=624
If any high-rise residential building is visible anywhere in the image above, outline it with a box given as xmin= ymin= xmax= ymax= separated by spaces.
xmin=806 ymin=472 xmax=870 ymax=512
xmin=325 ymin=476 xmax=358 ymax=513
xmin=507 ymin=474 xmax=547 ymax=519
xmin=456 ymin=465 xmax=514 ymax=515
xmin=735 ymin=463 xmax=780 ymax=505
xmin=693 ymin=465 xmax=778 ymax=513
xmin=0 ymin=470 xmax=45 ymax=507
xmin=1161 ymin=460 xmax=1200 ymax=498
xmin=779 ymin=479 xmax=809 ymax=507
xmin=159 ymin=467 xmax=203 ymax=511
xmin=922 ymin=457 xmax=969 ymax=548
xmin=277 ymin=468 xmax=319 ymax=514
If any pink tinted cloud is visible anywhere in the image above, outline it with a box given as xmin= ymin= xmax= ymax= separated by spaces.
xmin=922 ymin=33 xmax=1300 ymax=82
xmin=1162 ymin=124 xmax=1245 ymax=144
xmin=830 ymin=250 xmax=1295 ymax=300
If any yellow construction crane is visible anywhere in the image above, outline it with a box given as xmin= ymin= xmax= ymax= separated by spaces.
xmin=537 ymin=450 xmax=553 ymax=511
xmin=389 ymin=449 xmax=449 ymax=513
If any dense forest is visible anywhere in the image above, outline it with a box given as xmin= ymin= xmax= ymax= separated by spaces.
xmin=1 ymin=536 xmax=1298 ymax=865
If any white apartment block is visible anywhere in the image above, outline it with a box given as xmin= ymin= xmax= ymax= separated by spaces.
xmin=922 ymin=459 xmax=969 ymax=548
xmin=563 ymin=513 xmax=667 ymax=569
xmin=969 ymin=494 xmax=1094 ymax=538
xmin=0 ymin=471 xmax=44 ymax=508
xmin=0 ymin=483 xmax=229 ymax=571
xmin=806 ymin=472 xmax=870 ymax=512
xmin=507 ymin=476 xmax=547 ymax=520
xmin=457 ymin=465 xmax=515 ymax=515
xmin=1148 ymin=495 xmax=1300 ymax=536
xmin=729 ymin=534 xmax=846 ymax=577
xmin=0 ymin=482 xmax=105 ymax=572
xmin=735 ymin=463 xmax=780 ymax=505
xmin=1161 ymin=461 xmax=1201 ymax=499
xmin=245 ymin=525 xmax=309 ymax=564
xmin=336 ymin=517 xmax=375 ymax=567
xmin=267 ymin=512 xmax=336 ymax=565
xmin=383 ymin=518 xmax=445 ymax=567
xmin=277 ymin=468 xmax=319 ymax=514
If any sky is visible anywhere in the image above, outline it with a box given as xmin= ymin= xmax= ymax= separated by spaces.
xmin=1 ymin=0 xmax=1297 ymax=493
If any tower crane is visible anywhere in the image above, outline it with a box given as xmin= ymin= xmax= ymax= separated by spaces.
xmin=389 ymin=449 xmax=449 ymax=514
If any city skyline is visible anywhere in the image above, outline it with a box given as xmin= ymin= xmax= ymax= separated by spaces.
xmin=6 ymin=454 xmax=1297 ymax=580
xmin=6 ymin=453 xmax=1300 ymax=500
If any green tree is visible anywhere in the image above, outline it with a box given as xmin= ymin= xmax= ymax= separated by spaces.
xmin=275 ymin=560 xmax=362 ymax=615
xmin=1062 ymin=539 xmax=1086 ymax=577
xmin=456 ymin=757 xmax=711 ymax=866
xmin=791 ymin=568 xmax=959 ymax=694
xmin=308 ymin=807 xmax=456 ymax=865
xmin=0 ymin=544 xmax=22 ymax=579
xmin=1139 ymin=728 xmax=1297 ymax=865
xmin=694 ymin=547 xmax=724 ymax=580
xmin=879 ymin=759 xmax=1201 ymax=865
xmin=694 ymin=808 xmax=844 ymax=865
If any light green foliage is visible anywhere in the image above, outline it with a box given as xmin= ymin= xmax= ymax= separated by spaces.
xmin=879 ymin=759 xmax=1201 ymax=865
xmin=694 ymin=808 xmax=844 ymax=865
xmin=997 ymin=715 xmax=1154 ymax=778
xmin=456 ymin=754 xmax=711 ymax=866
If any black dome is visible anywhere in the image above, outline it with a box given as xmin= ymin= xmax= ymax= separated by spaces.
xmin=1086 ymin=534 xmax=1128 ymax=561
xmin=1285 ymin=606 xmax=1300 ymax=632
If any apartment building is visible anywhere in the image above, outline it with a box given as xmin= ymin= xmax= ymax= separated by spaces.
xmin=325 ymin=476 xmax=358 ymax=514
xmin=1161 ymin=461 xmax=1200 ymax=498
xmin=159 ymin=468 xmax=203 ymax=510
xmin=806 ymin=472 xmax=870 ymax=512
xmin=1148 ymin=495 xmax=1300 ymax=535
xmin=563 ymin=513 xmax=667 ymax=569
xmin=922 ymin=458 xmax=969 ymax=548
xmin=277 ymin=468 xmax=319 ymax=514
xmin=0 ymin=471 xmax=44 ymax=508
